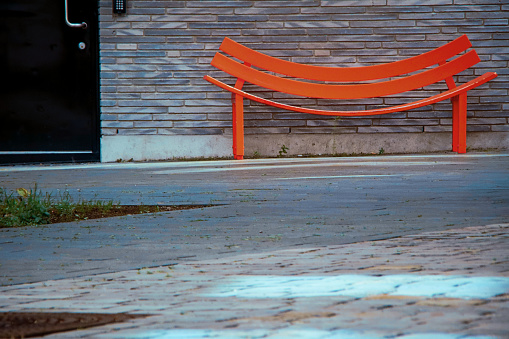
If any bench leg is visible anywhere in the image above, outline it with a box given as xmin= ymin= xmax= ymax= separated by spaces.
xmin=232 ymin=93 xmax=244 ymax=160
xmin=452 ymin=93 xmax=467 ymax=154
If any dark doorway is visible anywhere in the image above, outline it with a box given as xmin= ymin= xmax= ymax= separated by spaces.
xmin=0 ymin=0 xmax=100 ymax=164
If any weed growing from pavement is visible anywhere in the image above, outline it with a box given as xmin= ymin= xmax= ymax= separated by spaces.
xmin=278 ymin=145 xmax=289 ymax=157
xmin=0 ymin=185 xmax=117 ymax=227
xmin=0 ymin=186 xmax=212 ymax=228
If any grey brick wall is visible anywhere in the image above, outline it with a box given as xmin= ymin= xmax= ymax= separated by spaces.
xmin=99 ymin=0 xmax=508 ymax=143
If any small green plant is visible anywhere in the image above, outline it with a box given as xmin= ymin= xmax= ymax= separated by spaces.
xmin=0 ymin=185 xmax=51 ymax=227
xmin=0 ymin=185 xmax=117 ymax=228
xmin=278 ymin=145 xmax=289 ymax=157
xmin=378 ymin=147 xmax=385 ymax=155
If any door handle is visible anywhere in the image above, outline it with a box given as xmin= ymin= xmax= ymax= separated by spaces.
xmin=65 ymin=0 xmax=87 ymax=28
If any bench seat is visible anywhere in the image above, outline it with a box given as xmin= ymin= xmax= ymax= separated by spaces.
xmin=204 ymin=35 xmax=497 ymax=160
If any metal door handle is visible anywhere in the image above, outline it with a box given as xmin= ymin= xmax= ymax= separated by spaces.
xmin=65 ymin=0 xmax=87 ymax=28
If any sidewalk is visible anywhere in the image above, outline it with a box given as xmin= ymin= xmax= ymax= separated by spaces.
xmin=1 ymin=153 xmax=508 ymax=338
xmin=1 ymin=223 xmax=507 ymax=338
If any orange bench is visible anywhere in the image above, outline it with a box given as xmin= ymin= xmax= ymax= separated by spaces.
xmin=204 ymin=35 xmax=497 ymax=160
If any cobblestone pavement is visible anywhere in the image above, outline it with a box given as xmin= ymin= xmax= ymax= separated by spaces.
xmin=1 ymin=223 xmax=507 ymax=338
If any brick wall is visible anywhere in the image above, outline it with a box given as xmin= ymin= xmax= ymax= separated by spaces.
xmin=99 ymin=0 xmax=508 ymax=159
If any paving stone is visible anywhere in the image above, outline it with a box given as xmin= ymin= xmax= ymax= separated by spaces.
xmin=0 ymin=223 xmax=507 ymax=338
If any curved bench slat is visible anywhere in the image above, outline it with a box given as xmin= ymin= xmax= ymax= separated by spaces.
xmin=211 ymin=50 xmax=481 ymax=100
xmin=220 ymin=35 xmax=472 ymax=82
xmin=204 ymin=72 xmax=497 ymax=116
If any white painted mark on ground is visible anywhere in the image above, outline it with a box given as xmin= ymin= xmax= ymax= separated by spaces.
xmin=204 ymin=274 xmax=509 ymax=300
xmin=120 ymin=329 xmax=497 ymax=339
xmin=150 ymin=161 xmax=458 ymax=175
xmin=277 ymin=174 xmax=398 ymax=180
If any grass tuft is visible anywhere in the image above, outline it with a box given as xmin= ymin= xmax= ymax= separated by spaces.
xmin=0 ymin=186 xmax=116 ymax=227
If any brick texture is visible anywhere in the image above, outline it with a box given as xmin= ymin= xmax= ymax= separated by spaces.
xmin=99 ymin=1 xmax=508 ymax=140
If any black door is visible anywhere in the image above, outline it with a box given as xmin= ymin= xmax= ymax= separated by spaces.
xmin=0 ymin=0 xmax=99 ymax=164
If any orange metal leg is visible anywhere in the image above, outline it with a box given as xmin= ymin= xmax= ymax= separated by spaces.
xmin=453 ymin=93 xmax=468 ymax=154
xmin=457 ymin=93 xmax=468 ymax=153
xmin=451 ymin=95 xmax=459 ymax=152
xmin=232 ymin=93 xmax=244 ymax=160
